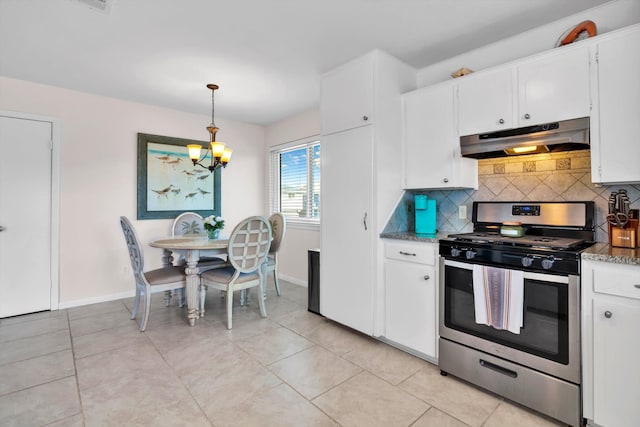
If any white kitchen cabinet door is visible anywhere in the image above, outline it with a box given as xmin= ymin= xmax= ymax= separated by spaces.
xmin=320 ymin=126 xmax=374 ymax=335
xmin=517 ymin=46 xmax=591 ymax=127
xmin=592 ymin=296 xmax=640 ymax=427
xmin=320 ymin=54 xmax=373 ymax=136
xmin=591 ymin=25 xmax=640 ymax=184
xmin=384 ymin=260 xmax=437 ymax=359
xmin=403 ymin=83 xmax=477 ymax=190
xmin=457 ymin=68 xmax=514 ymax=136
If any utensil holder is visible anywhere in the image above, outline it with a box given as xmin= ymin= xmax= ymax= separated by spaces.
xmin=609 ymin=209 xmax=639 ymax=248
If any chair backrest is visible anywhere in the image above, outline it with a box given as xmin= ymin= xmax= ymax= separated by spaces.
xmin=268 ymin=212 xmax=286 ymax=254
xmin=120 ymin=216 xmax=145 ymax=279
xmin=227 ymin=216 xmax=272 ymax=273
xmin=172 ymin=212 xmax=205 ymax=236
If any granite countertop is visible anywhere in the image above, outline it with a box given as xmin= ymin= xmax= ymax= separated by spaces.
xmin=381 ymin=232 xmax=640 ymax=265
xmin=379 ymin=231 xmax=448 ymax=243
xmin=581 ymin=243 xmax=640 ymax=266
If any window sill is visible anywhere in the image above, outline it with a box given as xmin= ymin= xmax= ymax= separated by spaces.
xmin=286 ymin=220 xmax=320 ymax=231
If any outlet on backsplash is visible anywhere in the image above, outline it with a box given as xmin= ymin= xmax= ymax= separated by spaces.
xmin=458 ymin=205 xmax=467 ymax=219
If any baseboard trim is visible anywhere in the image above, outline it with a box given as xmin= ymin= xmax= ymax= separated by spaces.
xmin=58 ymin=277 xmax=306 ymax=310
xmin=279 ymin=274 xmax=307 ymax=288
xmin=58 ymin=290 xmax=136 ymax=309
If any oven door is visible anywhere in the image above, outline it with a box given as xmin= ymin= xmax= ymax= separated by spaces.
xmin=439 ymin=258 xmax=580 ymax=384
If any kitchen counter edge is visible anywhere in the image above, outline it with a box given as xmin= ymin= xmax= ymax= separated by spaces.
xmin=380 ymin=231 xmax=445 ymax=243
xmin=581 ymin=243 xmax=640 ymax=265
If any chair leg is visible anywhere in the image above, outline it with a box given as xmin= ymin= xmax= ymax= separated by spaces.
xmin=177 ymin=288 xmax=185 ymax=308
xmin=140 ymin=288 xmax=152 ymax=331
xmin=199 ymin=284 xmax=208 ymax=317
xmin=163 ymin=290 xmax=172 ymax=307
xmin=226 ymin=286 xmax=234 ymax=330
xmin=131 ymin=286 xmax=141 ymax=320
xmin=258 ymin=278 xmax=267 ymax=318
xmin=273 ymin=268 xmax=281 ymax=296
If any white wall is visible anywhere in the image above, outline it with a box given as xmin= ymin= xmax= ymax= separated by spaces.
xmin=264 ymin=108 xmax=321 ymax=286
xmin=418 ymin=0 xmax=640 ymax=86
xmin=0 ymin=76 xmax=265 ymax=307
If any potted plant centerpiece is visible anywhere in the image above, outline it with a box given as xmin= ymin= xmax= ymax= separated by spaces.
xmin=203 ymin=215 xmax=225 ymax=240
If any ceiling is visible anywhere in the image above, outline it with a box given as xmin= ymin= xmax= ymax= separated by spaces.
xmin=0 ymin=0 xmax=609 ymax=126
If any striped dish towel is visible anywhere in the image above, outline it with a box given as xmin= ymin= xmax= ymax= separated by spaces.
xmin=472 ymin=265 xmax=524 ymax=334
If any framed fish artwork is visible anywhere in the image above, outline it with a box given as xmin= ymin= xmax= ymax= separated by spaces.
xmin=136 ymin=133 xmax=221 ymax=220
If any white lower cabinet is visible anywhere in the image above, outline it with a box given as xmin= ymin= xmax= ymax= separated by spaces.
xmin=582 ymin=259 xmax=640 ymax=427
xmin=384 ymin=240 xmax=438 ymax=361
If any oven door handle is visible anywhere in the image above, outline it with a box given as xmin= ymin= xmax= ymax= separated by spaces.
xmin=443 ymin=259 xmax=569 ymax=284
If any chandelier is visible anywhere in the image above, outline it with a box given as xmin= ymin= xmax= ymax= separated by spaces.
xmin=187 ymin=84 xmax=232 ymax=171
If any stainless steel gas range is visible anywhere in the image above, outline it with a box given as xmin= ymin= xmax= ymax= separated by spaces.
xmin=438 ymin=201 xmax=596 ymax=427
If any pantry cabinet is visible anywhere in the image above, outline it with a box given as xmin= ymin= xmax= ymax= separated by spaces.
xmin=581 ymin=259 xmax=640 ymax=427
xmin=320 ymin=50 xmax=416 ymax=336
xmin=321 ymin=54 xmax=374 ymax=135
xmin=457 ymin=45 xmax=591 ymax=136
xmin=384 ymin=240 xmax=438 ymax=361
xmin=402 ymin=83 xmax=478 ymax=190
xmin=590 ymin=24 xmax=640 ymax=184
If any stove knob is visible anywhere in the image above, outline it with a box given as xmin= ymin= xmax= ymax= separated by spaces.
xmin=521 ymin=256 xmax=534 ymax=267
xmin=542 ymin=257 xmax=555 ymax=270
xmin=451 ymin=248 xmax=462 ymax=257
xmin=465 ymin=250 xmax=477 ymax=260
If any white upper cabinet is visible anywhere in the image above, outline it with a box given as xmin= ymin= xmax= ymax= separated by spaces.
xmin=457 ymin=68 xmax=514 ymax=136
xmin=403 ymin=83 xmax=478 ymax=190
xmin=321 ymin=54 xmax=374 ymax=135
xmin=457 ymin=45 xmax=591 ymax=137
xmin=517 ymin=46 xmax=591 ymax=125
xmin=590 ymin=24 xmax=640 ymax=184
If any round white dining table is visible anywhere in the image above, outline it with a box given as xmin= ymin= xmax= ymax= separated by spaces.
xmin=149 ymin=236 xmax=228 ymax=326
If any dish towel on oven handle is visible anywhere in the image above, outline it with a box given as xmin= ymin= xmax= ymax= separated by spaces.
xmin=472 ymin=265 xmax=524 ymax=334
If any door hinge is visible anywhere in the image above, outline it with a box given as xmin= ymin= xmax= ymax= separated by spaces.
xmin=595 ymin=51 xmax=599 ymax=64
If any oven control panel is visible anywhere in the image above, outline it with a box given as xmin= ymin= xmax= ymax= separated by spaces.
xmin=439 ymin=242 xmax=580 ymax=275
xmin=512 ymin=205 xmax=540 ymax=216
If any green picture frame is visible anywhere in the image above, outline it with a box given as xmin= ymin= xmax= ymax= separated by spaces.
xmin=136 ymin=133 xmax=221 ymax=220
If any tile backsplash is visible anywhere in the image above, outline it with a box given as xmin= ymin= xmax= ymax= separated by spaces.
xmin=384 ymin=150 xmax=640 ymax=243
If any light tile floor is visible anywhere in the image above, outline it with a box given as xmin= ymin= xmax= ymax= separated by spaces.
xmin=0 ymin=280 xmax=564 ymax=426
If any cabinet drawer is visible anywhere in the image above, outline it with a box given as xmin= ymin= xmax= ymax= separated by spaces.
xmin=592 ymin=263 xmax=640 ymax=300
xmin=385 ymin=241 xmax=436 ymax=265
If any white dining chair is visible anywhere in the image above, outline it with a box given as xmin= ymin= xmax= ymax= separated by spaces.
xmin=120 ymin=216 xmax=186 ymax=332
xmin=199 ymin=216 xmax=272 ymax=329
xmin=171 ymin=212 xmax=228 ymax=269
xmin=262 ymin=212 xmax=287 ymax=297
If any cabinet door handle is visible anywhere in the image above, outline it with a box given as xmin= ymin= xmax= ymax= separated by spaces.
xmin=399 ymin=251 xmax=416 ymax=256
xmin=524 ymin=113 xmax=531 ymax=120
xmin=363 ymin=212 xmax=368 ymax=230
xmin=634 ymin=284 xmax=640 ymax=289
xmin=423 ymin=275 xmax=430 ymax=280
xmin=498 ymin=118 xmax=505 ymax=124
xmin=604 ymin=311 xmax=612 ymax=319
xmin=443 ymin=178 xmax=449 ymax=183
xmin=362 ymin=115 xmax=369 ymax=121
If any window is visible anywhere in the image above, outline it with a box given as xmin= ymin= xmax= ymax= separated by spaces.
xmin=270 ymin=137 xmax=320 ymax=225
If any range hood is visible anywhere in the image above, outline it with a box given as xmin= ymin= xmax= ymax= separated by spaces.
xmin=460 ymin=117 xmax=590 ymax=159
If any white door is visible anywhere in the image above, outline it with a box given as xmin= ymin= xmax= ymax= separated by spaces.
xmin=0 ymin=115 xmax=53 ymax=317
xmin=320 ymin=125 xmax=374 ymax=335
